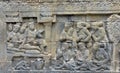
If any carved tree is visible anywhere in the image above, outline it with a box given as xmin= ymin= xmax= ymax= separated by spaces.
xmin=107 ymin=14 xmax=120 ymax=72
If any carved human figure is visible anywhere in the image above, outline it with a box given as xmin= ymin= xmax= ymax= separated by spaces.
xmin=72 ymin=42 xmax=92 ymax=71
xmin=91 ymin=22 xmax=105 ymax=42
xmin=76 ymin=22 xmax=92 ymax=61
xmin=55 ymin=22 xmax=76 ymax=70
xmin=77 ymin=42 xmax=89 ymax=60
xmin=57 ymin=42 xmax=73 ymax=61
xmin=55 ymin=42 xmax=76 ymax=70
xmin=7 ymin=23 xmax=13 ymax=32
xmin=94 ymin=43 xmax=109 ymax=63
xmin=14 ymin=58 xmax=30 ymax=70
xmin=76 ymin=22 xmax=91 ymax=43
xmin=19 ymin=24 xmax=27 ymax=43
xmin=35 ymin=29 xmax=47 ymax=54
xmin=56 ymin=22 xmax=90 ymax=70
xmin=7 ymin=23 xmax=21 ymax=52
xmin=87 ymin=22 xmax=106 ymax=60
xmin=58 ymin=22 xmax=75 ymax=57
xmin=26 ymin=22 xmax=36 ymax=44
xmin=31 ymin=57 xmax=45 ymax=70
xmin=7 ymin=24 xmax=14 ymax=50
xmin=91 ymin=43 xmax=110 ymax=71
xmin=12 ymin=23 xmax=21 ymax=48
xmin=19 ymin=22 xmax=41 ymax=53
xmin=60 ymin=22 xmax=74 ymax=42
xmin=74 ymin=42 xmax=109 ymax=71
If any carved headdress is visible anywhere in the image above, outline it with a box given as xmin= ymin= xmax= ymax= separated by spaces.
xmin=92 ymin=22 xmax=104 ymax=27
xmin=77 ymin=22 xmax=90 ymax=28
xmin=64 ymin=22 xmax=73 ymax=27
xmin=14 ymin=24 xmax=20 ymax=28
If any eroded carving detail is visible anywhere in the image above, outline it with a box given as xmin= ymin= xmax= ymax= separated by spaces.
xmin=107 ymin=14 xmax=120 ymax=72
xmin=6 ymin=19 xmax=112 ymax=71
xmin=53 ymin=21 xmax=111 ymax=71
xmin=7 ymin=20 xmax=51 ymax=70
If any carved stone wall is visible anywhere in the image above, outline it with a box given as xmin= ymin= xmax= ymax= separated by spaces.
xmin=0 ymin=0 xmax=120 ymax=73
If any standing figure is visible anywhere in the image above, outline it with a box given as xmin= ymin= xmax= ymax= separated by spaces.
xmin=7 ymin=23 xmax=14 ymax=51
xmin=56 ymin=23 xmax=77 ymax=70
xmin=60 ymin=22 xmax=74 ymax=42
xmin=91 ymin=22 xmax=105 ymax=42
xmin=76 ymin=22 xmax=91 ymax=60
xmin=90 ymin=22 xmax=106 ymax=60
xmin=36 ymin=29 xmax=47 ymax=54
xmin=76 ymin=22 xmax=91 ymax=43
xmin=59 ymin=22 xmax=75 ymax=54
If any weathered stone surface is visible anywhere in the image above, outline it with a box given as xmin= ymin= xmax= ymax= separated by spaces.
xmin=0 ymin=0 xmax=120 ymax=73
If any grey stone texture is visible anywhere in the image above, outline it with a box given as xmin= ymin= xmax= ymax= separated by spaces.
xmin=0 ymin=0 xmax=120 ymax=73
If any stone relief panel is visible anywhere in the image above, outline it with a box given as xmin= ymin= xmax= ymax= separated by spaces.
xmin=0 ymin=0 xmax=120 ymax=72
xmin=11 ymin=56 xmax=46 ymax=70
xmin=52 ymin=21 xmax=112 ymax=71
xmin=6 ymin=19 xmax=52 ymax=70
xmin=4 ymin=14 xmax=120 ymax=72
xmin=7 ymin=22 xmax=48 ymax=55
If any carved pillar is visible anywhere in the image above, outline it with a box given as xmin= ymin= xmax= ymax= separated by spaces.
xmin=0 ymin=11 xmax=9 ymax=72
xmin=0 ymin=12 xmax=7 ymax=61
xmin=44 ymin=22 xmax=52 ymax=53
xmin=39 ymin=15 xmax=56 ymax=58
xmin=0 ymin=19 xmax=7 ymax=61
xmin=114 ymin=43 xmax=119 ymax=72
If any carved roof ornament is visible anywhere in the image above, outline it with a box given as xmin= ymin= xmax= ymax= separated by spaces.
xmin=107 ymin=14 xmax=120 ymax=24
